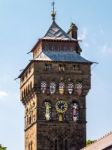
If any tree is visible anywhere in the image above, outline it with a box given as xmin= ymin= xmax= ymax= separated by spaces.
xmin=86 ymin=140 xmax=95 ymax=146
xmin=0 ymin=145 xmax=7 ymax=150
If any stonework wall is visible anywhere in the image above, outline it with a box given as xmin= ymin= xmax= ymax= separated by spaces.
xmin=25 ymin=124 xmax=37 ymax=150
xmin=20 ymin=58 xmax=91 ymax=150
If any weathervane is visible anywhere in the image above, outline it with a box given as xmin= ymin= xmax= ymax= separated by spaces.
xmin=51 ymin=0 xmax=56 ymax=21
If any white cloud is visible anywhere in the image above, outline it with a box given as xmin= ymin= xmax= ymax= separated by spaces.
xmin=0 ymin=91 xmax=8 ymax=99
xmin=78 ymin=27 xmax=90 ymax=48
xmin=83 ymin=42 xmax=89 ymax=48
xmin=98 ymin=24 xmax=105 ymax=35
xmin=101 ymin=44 xmax=112 ymax=55
xmin=78 ymin=28 xmax=88 ymax=40
xmin=100 ymin=28 xmax=104 ymax=34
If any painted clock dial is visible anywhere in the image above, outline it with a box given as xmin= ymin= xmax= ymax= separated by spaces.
xmin=56 ymin=101 xmax=68 ymax=113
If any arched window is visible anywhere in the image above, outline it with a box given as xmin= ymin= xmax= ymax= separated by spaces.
xmin=73 ymin=64 xmax=80 ymax=71
xmin=72 ymin=102 xmax=79 ymax=122
xmin=26 ymin=116 xmax=28 ymax=126
xmin=44 ymin=101 xmax=51 ymax=121
xmin=29 ymin=116 xmax=31 ymax=124
xmin=26 ymin=87 xmax=28 ymax=94
xmin=65 ymin=139 xmax=68 ymax=150
xmin=28 ymin=143 xmax=30 ymax=150
xmin=30 ymin=82 xmax=32 ymax=90
xmin=45 ymin=64 xmax=52 ymax=71
xmin=28 ymin=141 xmax=33 ymax=150
xmin=28 ymin=84 xmax=30 ymax=92
xmin=30 ymin=141 xmax=33 ymax=150
xmin=59 ymin=82 xmax=65 ymax=94
xmin=21 ymin=76 xmax=24 ymax=82
xmin=75 ymin=82 xmax=82 ymax=96
xmin=55 ymin=139 xmax=57 ymax=150
xmin=22 ymin=91 xmax=24 ymax=99
xmin=59 ymin=138 xmax=63 ymax=150
xmin=24 ymin=89 xmax=25 ymax=97
xmin=41 ymin=81 xmax=47 ymax=93
xmin=59 ymin=64 xmax=65 ymax=71
xmin=67 ymin=82 xmax=74 ymax=94
xmin=50 ymin=82 xmax=56 ymax=94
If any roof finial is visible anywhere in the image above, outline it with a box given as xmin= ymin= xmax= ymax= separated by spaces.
xmin=51 ymin=1 xmax=56 ymax=21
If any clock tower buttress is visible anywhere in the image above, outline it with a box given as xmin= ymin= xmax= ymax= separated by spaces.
xmin=19 ymin=12 xmax=92 ymax=150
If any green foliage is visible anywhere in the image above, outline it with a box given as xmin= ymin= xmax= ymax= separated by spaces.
xmin=0 ymin=145 xmax=7 ymax=150
xmin=86 ymin=140 xmax=94 ymax=146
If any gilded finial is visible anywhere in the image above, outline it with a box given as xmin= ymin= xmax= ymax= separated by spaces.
xmin=51 ymin=1 xmax=56 ymax=21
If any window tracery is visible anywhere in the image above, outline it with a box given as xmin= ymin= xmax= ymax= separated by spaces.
xmin=67 ymin=82 xmax=74 ymax=94
xmin=50 ymin=82 xmax=56 ymax=94
xmin=75 ymin=82 xmax=82 ymax=96
xmin=41 ymin=81 xmax=47 ymax=93
xmin=45 ymin=64 xmax=52 ymax=71
xmin=59 ymin=82 xmax=65 ymax=94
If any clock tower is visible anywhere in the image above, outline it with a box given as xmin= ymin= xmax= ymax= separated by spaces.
xmin=19 ymin=7 xmax=92 ymax=150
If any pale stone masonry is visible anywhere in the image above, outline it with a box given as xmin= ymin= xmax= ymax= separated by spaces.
xmin=81 ymin=132 xmax=112 ymax=150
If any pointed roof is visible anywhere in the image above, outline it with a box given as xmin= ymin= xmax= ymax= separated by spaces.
xmin=35 ymin=51 xmax=92 ymax=63
xmin=43 ymin=21 xmax=75 ymax=41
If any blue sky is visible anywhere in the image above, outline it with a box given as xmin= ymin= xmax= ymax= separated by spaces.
xmin=0 ymin=0 xmax=112 ymax=150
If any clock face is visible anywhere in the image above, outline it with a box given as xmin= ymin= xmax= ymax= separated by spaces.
xmin=56 ymin=101 xmax=68 ymax=113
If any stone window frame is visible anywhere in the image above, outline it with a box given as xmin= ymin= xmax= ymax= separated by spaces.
xmin=44 ymin=63 xmax=52 ymax=71
xmin=59 ymin=64 xmax=65 ymax=72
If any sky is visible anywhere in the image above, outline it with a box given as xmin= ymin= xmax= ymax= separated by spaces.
xmin=0 ymin=0 xmax=112 ymax=150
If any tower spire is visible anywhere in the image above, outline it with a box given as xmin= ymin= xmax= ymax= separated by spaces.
xmin=51 ymin=1 xmax=56 ymax=21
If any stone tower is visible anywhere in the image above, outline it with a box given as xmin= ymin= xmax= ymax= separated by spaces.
xmin=19 ymin=9 xmax=92 ymax=150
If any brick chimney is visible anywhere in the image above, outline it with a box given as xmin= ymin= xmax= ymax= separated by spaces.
xmin=67 ymin=23 xmax=78 ymax=39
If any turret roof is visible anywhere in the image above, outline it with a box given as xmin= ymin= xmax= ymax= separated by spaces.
xmin=42 ymin=21 xmax=76 ymax=41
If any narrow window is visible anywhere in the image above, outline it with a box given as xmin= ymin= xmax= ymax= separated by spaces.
xmin=73 ymin=64 xmax=80 ymax=71
xmin=22 ymin=91 xmax=24 ymax=99
xmin=28 ymin=84 xmax=30 ymax=92
xmin=30 ymin=141 xmax=33 ymax=150
xmin=45 ymin=101 xmax=51 ymax=121
xmin=72 ymin=102 xmax=79 ymax=122
xmin=28 ymin=142 xmax=33 ymax=150
xmin=28 ymin=67 xmax=31 ymax=74
xmin=21 ymin=76 xmax=24 ymax=82
xmin=41 ymin=81 xmax=47 ymax=94
xmin=65 ymin=139 xmax=68 ymax=150
xmin=59 ymin=64 xmax=65 ymax=71
xmin=59 ymin=138 xmax=63 ymax=150
xmin=59 ymin=82 xmax=65 ymax=94
xmin=50 ymin=82 xmax=56 ymax=94
xmin=24 ymin=89 xmax=25 ymax=97
xmin=75 ymin=82 xmax=82 ymax=96
xmin=29 ymin=116 xmax=31 ymax=124
xmin=28 ymin=143 xmax=30 ymax=150
xmin=55 ymin=139 xmax=57 ymax=150
xmin=30 ymin=82 xmax=32 ymax=90
xmin=25 ymin=72 xmax=28 ymax=78
xmin=45 ymin=64 xmax=52 ymax=71
xmin=67 ymin=82 xmax=74 ymax=94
